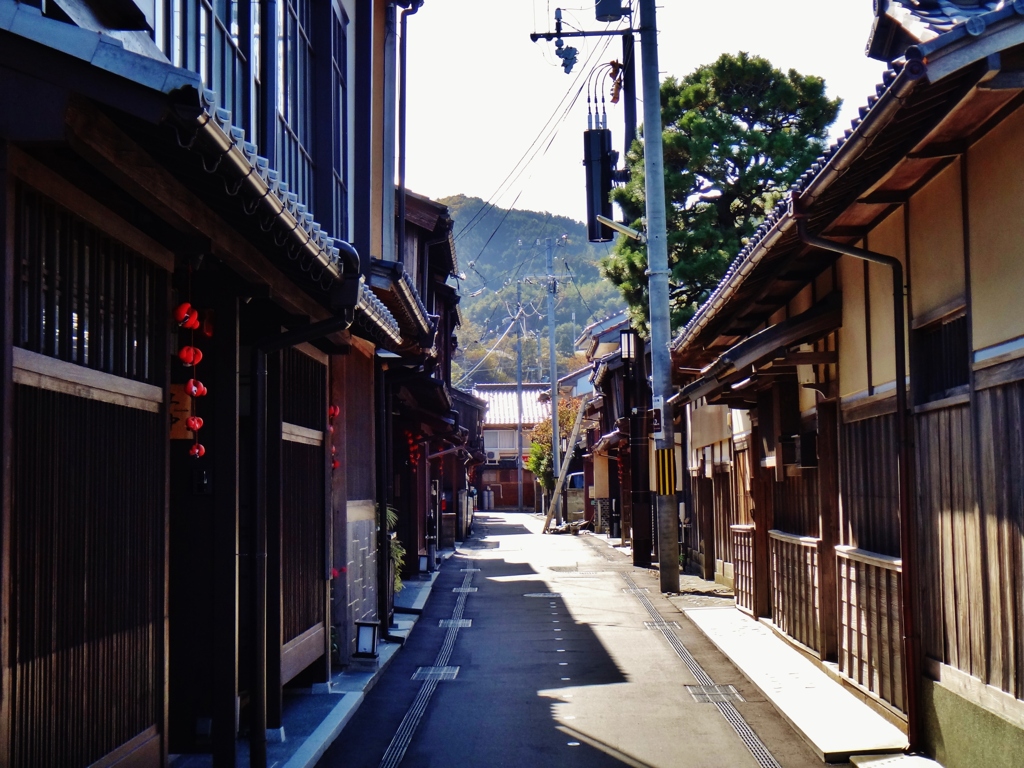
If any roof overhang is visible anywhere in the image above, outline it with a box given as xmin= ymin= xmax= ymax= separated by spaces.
xmin=670 ymin=293 xmax=842 ymax=408
xmin=673 ymin=25 xmax=1024 ymax=369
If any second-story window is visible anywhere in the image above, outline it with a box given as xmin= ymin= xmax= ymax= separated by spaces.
xmin=276 ymin=0 xmax=314 ymax=208
xmin=913 ymin=310 xmax=968 ymax=404
xmin=170 ymin=0 xmax=248 ymax=132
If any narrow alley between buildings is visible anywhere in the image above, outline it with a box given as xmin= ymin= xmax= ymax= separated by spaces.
xmin=318 ymin=512 xmax=832 ymax=768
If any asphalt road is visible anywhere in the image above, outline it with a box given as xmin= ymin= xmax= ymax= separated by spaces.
xmin=318 ymin=511 xmax=834 ymax=768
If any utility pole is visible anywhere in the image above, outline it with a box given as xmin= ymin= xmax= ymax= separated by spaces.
xmin=638 ymin=0 xmax=680 ymax=593
xmin=516 ymin=281 xmax=524 ymax=512
xmin=545 ymin=237 xmax=562 ymax=525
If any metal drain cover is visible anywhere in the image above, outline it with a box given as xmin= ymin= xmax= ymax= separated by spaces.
xmin=623 ymin=587 xmax=649 ymax=594
xmin=644 ymin=620 xmax=680 ymax=630
xmin=452 ymin=587 xmax=478 ymax=593
xmin=439 ymin=619 xmax=472 ymax=628
xmin=412 ymin=666 xmax=460 ymax=681
xmin=686 ymin=684 xmax=744 ymax=703
xmin=523 ymin=592 xmax=563 ymax=598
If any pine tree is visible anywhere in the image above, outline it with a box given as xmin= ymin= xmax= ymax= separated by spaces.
xmin=602 ymin=52 xmax=841 ymax=334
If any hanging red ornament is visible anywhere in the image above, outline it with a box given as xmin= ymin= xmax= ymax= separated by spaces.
xmin=189 ymin=443 xmax=206 ymax=458
xmin=179 ymin=346 xmax=203 ymax=366
xmin=184 ymin=311 xmax=200 ymax=330
xmin=186 ymin=378 xmax=208 ymax=397
xmin=328 ymin=405 xmax=340 ymax=420
xmin=186 ymin=416 xmax=204 ymax=432
xmin=174 ymin=302 xmax=193 ymax=326
xmin=332 ymin=459 xmax=340 ymax=470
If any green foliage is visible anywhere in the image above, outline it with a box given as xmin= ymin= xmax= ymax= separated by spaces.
xmin=384 ymin=505 xmax=406 ymax=593
xmin=602 ymin=52 xmax=841 ymax=334
xmin=524 ymin=397 xmax=580 ymax=492
xmin=444 ymin=195 xmax=626 ymax=388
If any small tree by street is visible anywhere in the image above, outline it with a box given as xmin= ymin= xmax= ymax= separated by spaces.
xmin=602 ymin=52 xmax=841 ymax=334
xmin=525 ymin=396 xmax=580 ymax=492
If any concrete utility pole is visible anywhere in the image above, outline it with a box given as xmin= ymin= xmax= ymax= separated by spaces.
xmin=516 ymin=281 xmax=525 ymax=512
xmin=545 ymin=237 xmax=562 ymax=525
xmin=639 ymin=0 xmax=680 ymax=593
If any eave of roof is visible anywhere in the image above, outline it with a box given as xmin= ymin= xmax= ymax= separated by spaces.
xmin=0 ymin=0 xmax=405 ymax=347
xmin=671 ymin=21 xmax=1020 ymax=366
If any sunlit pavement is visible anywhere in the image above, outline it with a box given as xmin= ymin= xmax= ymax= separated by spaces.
xmin=318 ymin=511 xmax=836 ymax=768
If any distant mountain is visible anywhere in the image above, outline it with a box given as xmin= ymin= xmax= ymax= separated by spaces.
xmin=443 ymin=195 xmax=626 ymax=387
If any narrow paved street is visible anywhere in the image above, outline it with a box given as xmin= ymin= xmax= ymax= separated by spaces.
xmin=320 ymin=512 xmax=832 ymax=768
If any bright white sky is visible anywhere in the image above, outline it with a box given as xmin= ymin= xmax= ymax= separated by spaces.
xmin=405 ymin=0 xmax=888 ymax=225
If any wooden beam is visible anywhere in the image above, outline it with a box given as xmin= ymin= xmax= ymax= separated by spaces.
xmin=906 ymin=141 xmax=966 ymax=159
xmin=63 ymin=99 xmax=332 ymax=326
xmin=0 ymin=140 xmax=14 ymax=764
xmin=7 ymin=147 xmax=175 ymax=272
xmin=816 ymin=400 xmax=839 ymax=662
xmin=211 ymin=290 xmax=239 ymax=766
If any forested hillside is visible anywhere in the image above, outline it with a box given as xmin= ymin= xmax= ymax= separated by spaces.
xmin=443 ymin=195 xmax=625 ymax=388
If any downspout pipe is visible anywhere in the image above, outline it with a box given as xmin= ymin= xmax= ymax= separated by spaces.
xmin=251 ymin=291 xmax=359 ymax=768
xmin=795 ymin=216 xmax=920 ymax=751
xmin=397 ymin=0 xmax=424 ymax=266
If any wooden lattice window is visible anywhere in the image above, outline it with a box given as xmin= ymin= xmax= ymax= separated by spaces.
xmin=913 ymin=310 xmax=968 ymax=404
xmin=13 ymin=182 xmax=166 ymax=386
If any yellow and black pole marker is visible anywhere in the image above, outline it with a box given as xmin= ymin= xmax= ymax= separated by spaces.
xmin=655 ymin=448 xmax=676 ymax=497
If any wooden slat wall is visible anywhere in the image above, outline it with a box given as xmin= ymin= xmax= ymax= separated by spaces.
xmin=973 ymin=380 xmax=1024 ymax=700
xmin=769 ymin=531 xmax=821 ymax=653
xmin=772 ymin=470 xmax=820 ymax=539
xmin=732 ymin=525 xmax=755 ymax=615
xmin=914 ymin=402 xmax=984 ymax=679
xmin=837 ymin=548 xmax=905 ymax=713
xmin=10 ymin=387 xmax=164 ymax=767
xmin=840 ymin=413 xmax=900 ymax=555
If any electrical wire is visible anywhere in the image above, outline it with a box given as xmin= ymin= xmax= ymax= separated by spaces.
xmin=454 ymin=309 xmax=523 ymax=388
xmin=454 ymin=29 xmax=615 ymax=244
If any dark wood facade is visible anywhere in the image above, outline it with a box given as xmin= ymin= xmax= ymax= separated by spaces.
xmin=0 ymin=0 xmax=437 ymax=764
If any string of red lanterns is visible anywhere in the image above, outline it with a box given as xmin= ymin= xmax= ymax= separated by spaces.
xmin=177 ymin=267 xmax=209 ymax=458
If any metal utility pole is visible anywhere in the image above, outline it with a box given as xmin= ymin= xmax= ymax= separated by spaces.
xmin=545 ymin=237 xmax=562 ymax=525
xmin=638 ymin=0 xmax=680 ymax=593
xmin=516 ymin=281 xmax=525 ymax=512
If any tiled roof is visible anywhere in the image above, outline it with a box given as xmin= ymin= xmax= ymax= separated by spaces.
xmin=869 ymin=1 xmax=1024 ymax=61
xmin=471 ymin=384 xmax=551 ymax=427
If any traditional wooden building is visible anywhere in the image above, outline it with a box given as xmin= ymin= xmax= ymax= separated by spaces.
xmin=671 ymin=4 xmax=1024 ymax=765
xmin=471 ymin=383 xmax=549 ymax=510
xmin=0 ymin=0 xmax=446 ymax=766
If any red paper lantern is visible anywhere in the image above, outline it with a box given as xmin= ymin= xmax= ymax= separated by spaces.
xmin=179 ymin=346 xmax=203 ymax=366
xmin=186 ymin=378 xmax=208 ymax=397
xmin=174 ymin=302 xmax=193 ymax=326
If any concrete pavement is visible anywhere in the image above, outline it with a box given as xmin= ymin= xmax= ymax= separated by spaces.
xmin=317 ymin=511 xmax=832 ymax=768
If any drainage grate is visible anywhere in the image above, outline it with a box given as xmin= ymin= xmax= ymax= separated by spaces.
xmin=411 ymin=666 xmax=460 ymax=681
xmin=523 ymin=593 xmax=563 ymax=598
xmin=452 ymin=587 xmax=478 ymax=593
xmin=621 ymin=573 xmax=782 ymax=768
xmin=644 ymin=620 xmax=680 ymax=630
xmin=439 ymin=619 xmax=472 ymax=628
xmin=463 ymin=541 xmax=500 ymax=549
xmin=460 ymin=568 xmax=481 ymax=572
xmin=717 ymin=702 xmax=783 ymax=768
xmin=686 ymin=684 xmax=744 ymax=704
xmin=623 ymin=587 xmax=649 ymax=595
